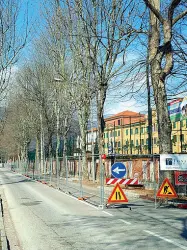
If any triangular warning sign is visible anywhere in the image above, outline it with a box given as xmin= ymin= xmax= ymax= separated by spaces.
xmin=156 ymin=178 xmax=177 ymax=198
xmin=108 ymin=183 xmax=128 ymax=203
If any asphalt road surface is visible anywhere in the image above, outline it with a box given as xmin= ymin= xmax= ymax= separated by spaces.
xmin=0 ymin=168 xmax=187 ymax=250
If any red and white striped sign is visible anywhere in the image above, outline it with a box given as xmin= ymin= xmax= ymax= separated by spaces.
xmin=106 ymin=178 xmax=138 ymax=185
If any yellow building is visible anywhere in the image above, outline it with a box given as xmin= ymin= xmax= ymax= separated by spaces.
xmin=103 ymin=106 xmax=187 ymax=155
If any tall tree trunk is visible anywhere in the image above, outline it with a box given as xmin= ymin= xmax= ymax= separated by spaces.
xmin=35 ymin=136 xmax=39 ymax=175
xmin=61 ymin=135 xmax=67 ymax=177
xmin=146 ymin=0 xmax=178 ymax=182
xmin=151 ymin=72 xmax=172 ymax=154
xmin=97 ymin=88 xmax=106 ymax=156
xmin=77 ymin=107 xmax=89 ymax=179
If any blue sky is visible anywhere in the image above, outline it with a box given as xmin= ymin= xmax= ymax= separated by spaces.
xmin=15 ymin=0 xmax=187 ymax=116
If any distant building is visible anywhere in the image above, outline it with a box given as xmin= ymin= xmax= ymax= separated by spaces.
xmin=85 ymin=97 xmax=187 ymax=155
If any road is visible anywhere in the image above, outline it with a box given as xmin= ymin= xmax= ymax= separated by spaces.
xmin=0 ymin=168 xmax=187 ymax=250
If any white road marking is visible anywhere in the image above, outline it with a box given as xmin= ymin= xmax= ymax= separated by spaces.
xmin=56 ymin=189 xmax=99 ymax=210
xmin=102 ymin=211 xmax=113 ymax=216
xmin=144 ymin=230 xmax=187 ymax=250
xmin=119 ymin=219 xmax=131 ymax=225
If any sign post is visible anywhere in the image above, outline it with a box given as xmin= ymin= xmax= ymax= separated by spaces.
xmin=100 ymin=154 xmax=105 ymax=209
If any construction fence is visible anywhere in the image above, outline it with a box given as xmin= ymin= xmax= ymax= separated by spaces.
xmin=8 ymin=154 xmax=187 ymax=207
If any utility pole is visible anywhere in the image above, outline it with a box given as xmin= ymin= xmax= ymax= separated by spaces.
xmin=146 ymin=48 xmax=152 ymax=155
xmin=40 ymin=112 xmax=44 ymax=179
xmin=55 ymin=89 xmax=60 ymax=188
xmin=130 ymin=117 xmax=132 ymax=154
xmin=91 ymin=102 xmax=95 ymax=183
xmin=180 ymin=120 xmax=183 ymax=153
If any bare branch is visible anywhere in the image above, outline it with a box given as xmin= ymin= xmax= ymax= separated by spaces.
xmin=173 ymin=9 xmax=187 ymax=25
xmin=143 ymin=0 xmax=164 ymax=23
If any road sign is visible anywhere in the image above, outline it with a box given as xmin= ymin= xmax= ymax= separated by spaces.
xmin=175 ymin=171 xmax=187 ymax=185
xmin=156 ymin=178 xmax=177 ymax=198
xmin=108 ymin=183 xmax=128 ymax=203
xmin=106 ymin=178 xmax=138 ymax=185
xmin=111 ymin=162 xmax=126 ymax=178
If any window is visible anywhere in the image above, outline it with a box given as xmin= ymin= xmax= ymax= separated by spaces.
xmin=141 ymin=139 xmax=144 ymax=145
xmin=130 ymin=140 xmax=134 ymax=146
xmin=173 ymin=135 xmax=177 ymax=143
xmin=154 ymin=137 xmax=157 ymax=145
xmin=130 ymin=128 xmax=133 ymax=135
xmin=135 ymin=128 xmax=138 ymax=134
xmin=126 ymin=140 xmax=129 ymax=146
xmin=146 ymin=126 xmax=149 ymax=133
xmin=126 ymin=129 xmax=128 ymax=136
xmin=118 ymin=130 xmax=120 ymax=136
xmin=106 ymin=132 xmax=108 ymax=138
xmin=115 ymin=142 xmax=117 ymax=147
xmin=118 ymin=119 xmax=120 ymax=125
xmin=181 ymin=134 xmax=184 ymax=142
xmin=173 ymin=122 xmax=176 ymax=129
xmin=146 ymin=138 xmax=148 ymax=145
xmin=140 ymin=127 xmax=144 ymax=134
xmin=118 ymin=141 xmax=121 ymax=147
xmin=136 ymin=139 xmax=139 ymax=146
xmin=115 ymin=131 xmax=117 ymax=137
xmin=153 ymin=123 xmax=157 ymax=132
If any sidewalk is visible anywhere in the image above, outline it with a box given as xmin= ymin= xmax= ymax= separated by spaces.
xmin=0 ymin=191 xmax=9 ymax=250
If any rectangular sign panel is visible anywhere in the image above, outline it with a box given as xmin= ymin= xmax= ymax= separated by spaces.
xmin=160 ymin=154 xmax=187 ymax=171
xmin=175 ymin=171 xmax=187 ymax=185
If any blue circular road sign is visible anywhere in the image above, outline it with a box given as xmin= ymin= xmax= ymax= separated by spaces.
xmin=111 ymin=162 xmax=126 ymax=178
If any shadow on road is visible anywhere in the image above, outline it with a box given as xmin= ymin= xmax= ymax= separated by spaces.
xmin=21 ymin=200 xmax=42 ymax=206
xmin=0 ymin=176 xmax=32 ymax=186
xmin=181 ymin=217 xmax=187 ymax=240
xmin=107 ymin=203 xmax=144 ymax=209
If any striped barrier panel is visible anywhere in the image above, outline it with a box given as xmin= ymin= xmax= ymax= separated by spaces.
xmin=106 ymin=178 xmax=139 ymax=185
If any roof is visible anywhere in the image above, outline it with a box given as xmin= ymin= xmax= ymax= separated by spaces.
xmin=105 ymin=110 xmax=146 ymax=126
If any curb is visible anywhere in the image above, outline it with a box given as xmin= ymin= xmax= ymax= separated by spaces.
xmin=0 ymin=198 xmax=8 ymax=250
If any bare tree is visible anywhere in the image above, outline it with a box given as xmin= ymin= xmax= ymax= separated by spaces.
xmin=0 ymin=0 xmax=28 ymax=100
xmin=62 ymin=0 xmax=139 ymax=169
xmin=142 ymin=0 xmax=187 ymax=157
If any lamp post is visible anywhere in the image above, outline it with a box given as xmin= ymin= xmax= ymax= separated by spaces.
xmin=54 ymin=78 xmax=61 ymax=188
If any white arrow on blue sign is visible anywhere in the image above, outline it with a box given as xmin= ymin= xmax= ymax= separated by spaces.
xmin=111 ymin=162 xmax=126 ymax=178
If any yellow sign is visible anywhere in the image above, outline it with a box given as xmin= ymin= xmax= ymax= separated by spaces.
xmin=108 ymin=183 xmax=128 ymax=203
xmin=157 ymin=178 xmax=177 ymax=198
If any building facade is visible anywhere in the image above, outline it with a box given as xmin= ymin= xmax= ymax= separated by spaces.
xmin=102 ymin=98 xmax=187 ymax=155
xmin=84 ymin=98 xmax=187 ymax=156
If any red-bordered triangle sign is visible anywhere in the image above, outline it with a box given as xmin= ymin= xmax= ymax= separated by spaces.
xmin=108 ymin=183 xmax=128 ymax=203
xmin=156 ymin=178 xmax=177 ymax=198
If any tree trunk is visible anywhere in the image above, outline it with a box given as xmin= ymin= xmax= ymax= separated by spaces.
xmin=151 ymin=73 xmax=172 ymax=154
xmin=35 ymin=136 xmax=39 ymax=175
xmin=96 ymin=88 xmax=106 ymax=156
xmin=147 ymin=0 xmax=174 ymax=182
xmin=61 ymin=135 xmax=67 ymax=177
xmin=77 ymin=107 xmax=89 ymax=180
